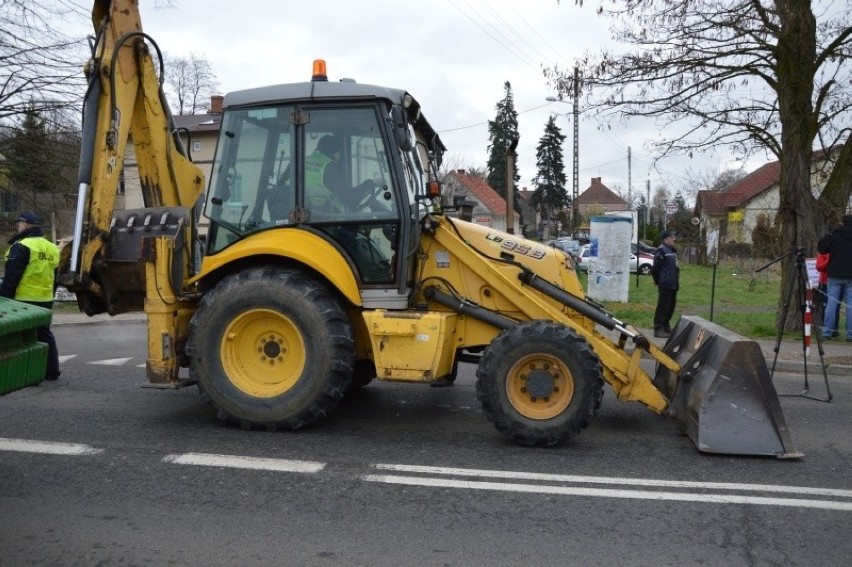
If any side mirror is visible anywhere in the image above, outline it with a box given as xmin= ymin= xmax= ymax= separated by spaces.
xmin=390 ymin=105 xmax=412 ymax=151
xmin=453 ymin=195 xmax=476 ymax=221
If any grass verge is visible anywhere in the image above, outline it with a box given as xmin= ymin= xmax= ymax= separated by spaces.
xmin=580 ymin=261 xmax=812 ymax=339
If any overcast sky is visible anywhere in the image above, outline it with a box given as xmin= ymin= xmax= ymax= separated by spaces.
xmin=74 ymin=0 xmax=773 ymax=202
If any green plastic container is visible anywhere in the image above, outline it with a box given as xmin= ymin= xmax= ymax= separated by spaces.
xmin=0 ymin=297 xmax=52 ymax=395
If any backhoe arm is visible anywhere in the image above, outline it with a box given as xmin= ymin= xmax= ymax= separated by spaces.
xmin=63 ymin=0 xmax=204 ymax=297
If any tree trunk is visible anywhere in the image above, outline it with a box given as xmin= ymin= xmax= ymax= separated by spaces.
xmin=775 ymin=0 xmax=819 ymax=332
xmin=819 ymin=138 xmax=852 ymax=221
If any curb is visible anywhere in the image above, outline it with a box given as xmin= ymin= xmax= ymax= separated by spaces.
xmin=52 ymin=313 xmax=851 ymax=377
xmin=52 ymin=313 xmax=146 ymax=326
xmin=768 ymin=360 xmax=851 ymax=377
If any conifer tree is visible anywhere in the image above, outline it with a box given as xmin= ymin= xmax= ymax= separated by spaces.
xmin=531 ymin=116 xmax=568 ymax=239
xmin=486 ymin=82 xmax=520 ymax=207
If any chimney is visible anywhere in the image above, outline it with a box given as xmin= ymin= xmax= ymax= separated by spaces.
xmin=210 ymin=95 xmax=224 ymax=114
xmin=457 ymin=169 xmax=465 ymax=174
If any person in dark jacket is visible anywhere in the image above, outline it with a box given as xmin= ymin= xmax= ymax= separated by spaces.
xmin=1 ymin=212 xmax=61 ymax=380
xmin=651 ymin=230 xmax=679 ymax=338
xmin=817 ymin=214 xmax=852 ymax=341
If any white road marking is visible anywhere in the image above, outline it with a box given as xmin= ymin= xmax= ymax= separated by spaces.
xmin=163 ymin=452 xmax=325 ymax=473
xmin=0 ymin=437 xmax=103 ymax=456
xmin=89 ymin=357 xmax=133 ymax=366
xmin=373 ymin=463 xmax=852 ymax=498
xmin=58 ymin=355 xmax=77 ymax=363
xmin=3 ymin=433 xmax=846 ymax=511
xmin=362 ymin=474 xmax=852 ymax=512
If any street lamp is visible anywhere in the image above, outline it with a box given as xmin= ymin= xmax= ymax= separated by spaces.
xmin=546 ymin=67 xmax=580 ymax=239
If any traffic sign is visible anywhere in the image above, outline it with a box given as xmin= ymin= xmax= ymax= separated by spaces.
xmin=665 ymin=202 xmax=679 ymax=214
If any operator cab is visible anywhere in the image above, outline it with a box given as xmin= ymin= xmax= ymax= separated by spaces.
xmin=202 ymin=61 xmax=444 ymax=302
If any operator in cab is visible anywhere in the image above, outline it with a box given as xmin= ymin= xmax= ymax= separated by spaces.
xmin=305 ymin=134 xmax=378 ymax=215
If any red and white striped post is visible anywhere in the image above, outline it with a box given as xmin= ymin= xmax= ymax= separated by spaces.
xmin=803 ymin=287 xmax=813 ymax=357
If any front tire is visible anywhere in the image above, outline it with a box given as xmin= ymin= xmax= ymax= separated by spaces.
xmin=476 ymin=321 xmax=603 ymax=447
xmin=187 ymin=266 xmax=354 ymax=430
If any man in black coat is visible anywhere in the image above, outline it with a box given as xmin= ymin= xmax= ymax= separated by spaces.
xmin=817 ymin=214 xmax=852 ymax=341
xmin=651 ymin=230 xmax=679 ymax=338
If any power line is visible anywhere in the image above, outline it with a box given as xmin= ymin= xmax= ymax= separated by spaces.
xmin=502 ymin=0 xmax=567 ymax=64
xmin=480 ymin=1 xmax=555 ymax=66
xmin=437 ymin=102 xmax=552 ymax=133
xmin=580 ymin=156 xmax=627 ymax=172
xmin=446 ymin=0 xmax=538 ymax=67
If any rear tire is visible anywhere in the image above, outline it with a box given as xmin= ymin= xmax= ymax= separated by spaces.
xmin=476 ymin=321 xmax=603 ymax=447
xmin=187 ymin=266 xmax=354 ymax=430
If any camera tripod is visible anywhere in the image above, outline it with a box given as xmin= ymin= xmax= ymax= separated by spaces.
xmin=756 ymin=248 xmax=832 ymax=401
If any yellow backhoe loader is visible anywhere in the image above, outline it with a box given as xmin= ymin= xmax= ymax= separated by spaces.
xmin=60 ymin=0 xmax=800 ymax=457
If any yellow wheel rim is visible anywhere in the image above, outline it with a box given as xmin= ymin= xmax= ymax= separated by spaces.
xmin=505 ymin=353 xmax=574 ymax=420
xmin=220 ymin=308 xmax=306 ymax=398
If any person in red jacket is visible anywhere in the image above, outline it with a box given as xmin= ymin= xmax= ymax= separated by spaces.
xmin=816 ymin=252 xmax=838 ymax=337
xmin=817 ymin=214 xmax=852 ymax=341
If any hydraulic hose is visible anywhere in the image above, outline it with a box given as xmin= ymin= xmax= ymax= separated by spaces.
xmin=423 ymin=286 xmax=516 ymax=330
xmin=517 ymin=269 xmax=650 ymax=350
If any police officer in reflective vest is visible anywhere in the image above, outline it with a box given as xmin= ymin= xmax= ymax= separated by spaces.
xmin=1 ymin=212 xmax=61 ymax=380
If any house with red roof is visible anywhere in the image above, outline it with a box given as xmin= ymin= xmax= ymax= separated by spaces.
xmin=695 ymin=149 xmax=839 ymax=244
xmin=444 ymin=171 xmax=521 ymax=234
xmin=576 ymin=177 xmax=628 ymax=217
xmin=572 ymin=177 xmax=628 ymax=239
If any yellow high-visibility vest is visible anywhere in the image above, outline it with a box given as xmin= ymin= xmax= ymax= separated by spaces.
xmin=5 ymin=236 xmax=59 ymax=301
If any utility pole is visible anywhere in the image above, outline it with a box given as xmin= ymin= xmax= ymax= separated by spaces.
xmin=628 ymin=146 xmax=633 ymax=242
xmin=572 ymin=67 xmax=579 ymax=239
xmin=645 ymin=179 xmax=650 ymax=240
xmin=546 ymin=68 xmax=580 ymax=239
xmin=627 ymin=146 xmax=632 ymax=207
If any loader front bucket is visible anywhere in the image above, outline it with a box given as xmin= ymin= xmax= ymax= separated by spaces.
xmin=653 ymin=316 xmax=801 ymax=458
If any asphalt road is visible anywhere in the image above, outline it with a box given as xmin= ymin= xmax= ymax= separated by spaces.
xmin=1 ymin=321 xmax=850 ymax=566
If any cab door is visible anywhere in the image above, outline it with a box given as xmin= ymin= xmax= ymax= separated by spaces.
xmin=299 ymin=106 xmax=403 ymax=293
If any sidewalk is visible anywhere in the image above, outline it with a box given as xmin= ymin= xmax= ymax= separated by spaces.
xmin=52 ymin=310 xmax=851 ymax=377
xmin=53 ymin=311 xmax=146 ymax=325
xmin=641 ymin=327 xmax=852 ymax=377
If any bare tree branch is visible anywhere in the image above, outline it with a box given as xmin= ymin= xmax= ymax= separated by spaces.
xmin=546 ymin=1 xmax=851 ymax=332
xmin=163 ymin=52 xmax=220 ymax=115
xmin=0 ymin=0 xmax=88 ymax=125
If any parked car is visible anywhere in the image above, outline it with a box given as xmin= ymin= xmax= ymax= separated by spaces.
xmin=575 ymin=245 xmax=654 ymax=275
xmin=632 ymin=241 xmax=657 ymax=255
xmin=549 ymin=237 xmax=583 ymax=260
xmin=630 ymin=251 xmax=654 ymax=274
xmin=575 ymin=245 xmax=591 ymax=272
